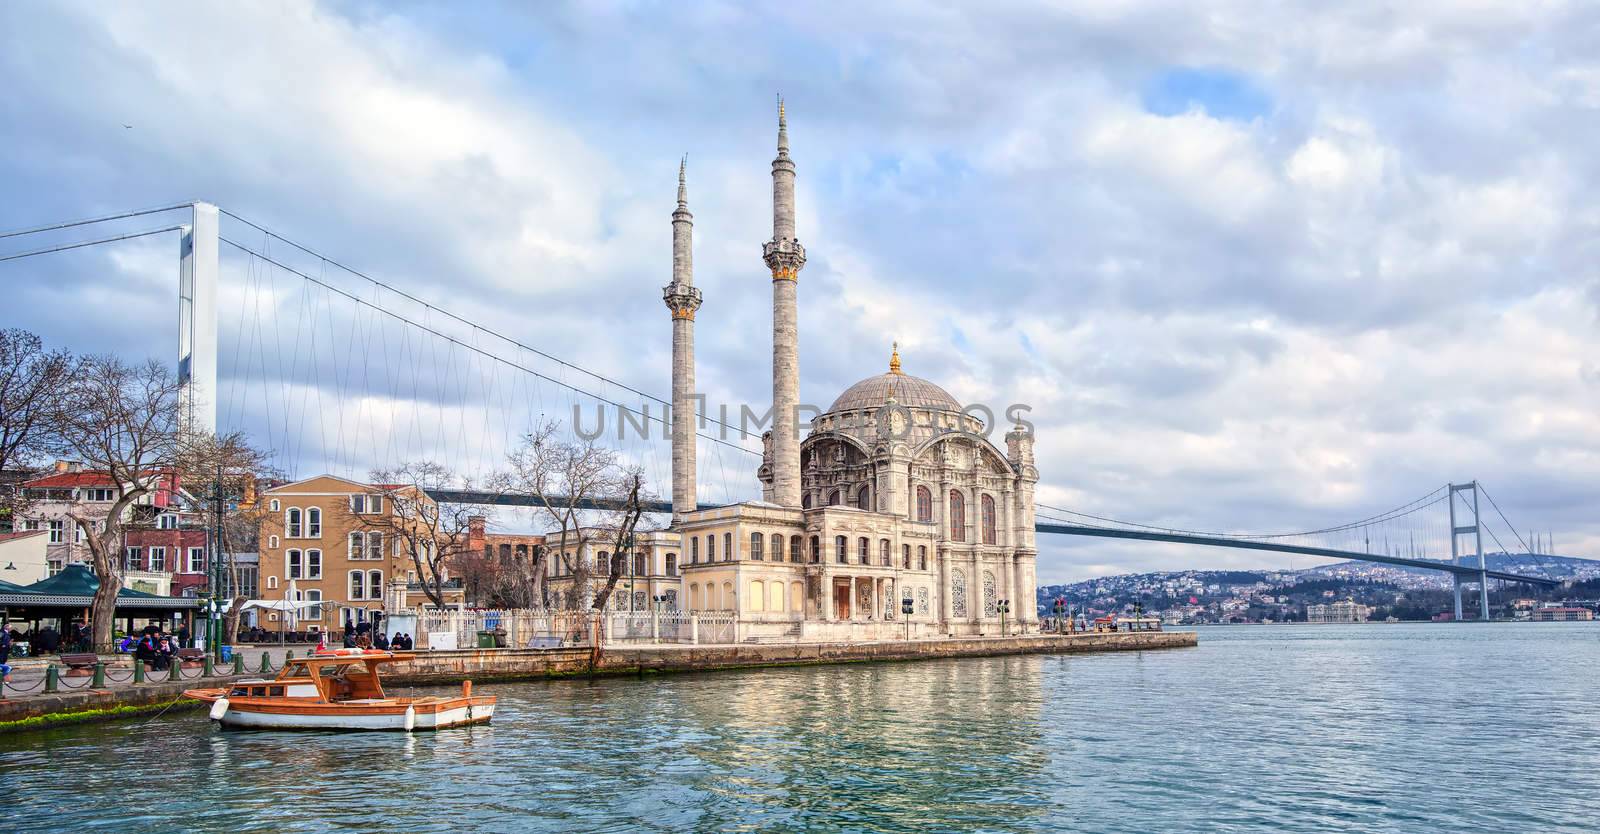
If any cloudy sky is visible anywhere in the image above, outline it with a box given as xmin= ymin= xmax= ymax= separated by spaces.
xmin=2 ymin=1 xmax=1597 ymax=583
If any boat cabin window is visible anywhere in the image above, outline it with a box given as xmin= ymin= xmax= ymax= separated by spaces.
xmin=269 ymin=686 xmax=284 ymax=696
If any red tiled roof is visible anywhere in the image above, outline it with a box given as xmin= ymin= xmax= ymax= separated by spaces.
xmin=24 ymin=469 xmax=176 ymax=489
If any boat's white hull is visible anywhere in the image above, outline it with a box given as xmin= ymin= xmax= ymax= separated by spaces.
xmin=214 ymin=702 xmax=494 ymax=731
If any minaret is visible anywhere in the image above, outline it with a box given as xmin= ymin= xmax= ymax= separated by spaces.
xmin=763 ymin=98 xmax=806 ymax=508
xmin=663 ymin=158 xmax=702 ymax=523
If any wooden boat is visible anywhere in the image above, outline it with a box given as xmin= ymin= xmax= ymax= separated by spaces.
xmin=183 ymin=650 xmax=495 ymax=731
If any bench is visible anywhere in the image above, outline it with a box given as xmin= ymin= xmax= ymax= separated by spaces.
xmin=176 ymin=648 xmax=206 ymax=669
xmin=59 ymin=653 xmax=99 ymax=677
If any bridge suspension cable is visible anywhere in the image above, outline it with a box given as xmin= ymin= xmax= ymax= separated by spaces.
xmin=217 ymin=208 xmax=759 ymax=450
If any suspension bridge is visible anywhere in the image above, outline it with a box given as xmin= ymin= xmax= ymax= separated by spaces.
xmin=0 ymin=201 xmax=1564 ymax=620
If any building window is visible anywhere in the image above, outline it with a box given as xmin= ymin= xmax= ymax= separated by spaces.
xmin=86 ymin=487 xmax=114 ymax=502
xmin=751 ymin=533 xmax=764 ymax=561
xmin=123 ymin=546 xmax=141 ymax=571
xmin=269 ymin=498 xmax=280 ymax=512
xmin=724 ymin=532 xmax=733 ymax=562
xmin=269 ymin=535 xmax=279 ymax=549
xmin=880 ymin=539 xmax=891 ymax=566
xmin=949 ymin=491 xmax=966 ymax=542
xmin=690 ymin=537 xmax=699 ymax=564
xmin=802 ymin=493 xmax=812 ymax=509
xmin=187 ymin=547 xmax=205 ymax=573
xmin=288 ymin=549 xmax=303 ymax=579
xmin=350 ymin=570 xmax=366 ymax=600
xmin=791 ymin=535 xmax=802 ymax=564
xmin=810 ymin=536 xmax=820 ymax=563
xmin=47 ymin=519 xmax=63 ymax=543
xmin=770 ymin=534 xmax=782 ymax=562
xmin=858 ymin=537 xmax=869 ymax=565
xmin=635 ymin=554 xmax=647 ymax=575
xmin=158 ymin=514 xmax=178 ymax=530
xmin=706 ymin=535 xmax=715 ymax=562
xmin=267 ymin=575 xmax=278 ymax=590
xmin=856 ymin=486 xmax=872 ymax=511
xmin=286 ymin=508 xmax=302 ymax=538
xmin=918 ymin=545 xmax=927 ymax=571
xmin=981 ymin=494 xmax=997 ymax=544
xmin=902 ymin=543 xmax=911 ymax=569
xmin=307 ymin=549 xmax=322 ymax=579
xmin=367 ymin=531 xmax=384 ymax=561
xmin=301 ymin=589 xmax=322 ymax=620
xmin=835 ymin=535 xmax=847 ymax=564
xmin=369 ymin=570 xmax=382 ymax=597
xmin=916 ymin=486 xmax=932 ymax=522
xmin=307 ymin=507 xmax=322 ymax=537
xmin=828 ymin=490 xmax=841 ymax=506
xmin=666 ymin=553 xmax=677 ymax=576
xmin=349 ymin=494 xmax=384 ymax=514
xmin=349 ymin=531 xmax=364 ymax=561
xmin=149 ymin=547 xmax=166 ymax=572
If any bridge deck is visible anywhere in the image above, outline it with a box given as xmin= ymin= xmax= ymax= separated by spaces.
xmin=426 ymin=490 xmax=1556 ymax=587
xmin=1035 ymin=523 xmax=1558 ymax=586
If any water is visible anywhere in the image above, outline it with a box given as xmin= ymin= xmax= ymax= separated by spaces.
xmin=3 ymin=623 xmax=1597 ymax=833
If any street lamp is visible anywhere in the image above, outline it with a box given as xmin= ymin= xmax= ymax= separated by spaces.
xmin=1052 ymin=597 xmax=1066 ymax=633
xmin=998 ymin=598 xmax=1011 ymax=636
xmin=901 ymin=596 xmax=914 ymax=642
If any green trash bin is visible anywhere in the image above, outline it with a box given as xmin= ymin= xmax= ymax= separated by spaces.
xmin=476 ymin=631 xmax=496 ymax=649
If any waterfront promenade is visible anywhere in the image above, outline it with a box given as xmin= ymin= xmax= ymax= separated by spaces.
xmin=0 ymin=631 xmax=1195 ymax=731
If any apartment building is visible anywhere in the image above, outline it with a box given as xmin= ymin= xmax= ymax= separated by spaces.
xmin=257 ymin=475 xmax=463 ymax=633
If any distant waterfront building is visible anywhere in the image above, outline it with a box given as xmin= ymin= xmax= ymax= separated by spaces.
xmin=1529 ymin=607 xmax=1593 ymax=622
xmin=1306 ymin=599 xmax=1370 ymax=624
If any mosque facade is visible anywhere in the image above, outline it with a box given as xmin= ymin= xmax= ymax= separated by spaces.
xmin=664 ymin=104 xmax=1039 ymax=640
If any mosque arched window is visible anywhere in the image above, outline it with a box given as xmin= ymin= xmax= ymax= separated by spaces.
xmin=915 ymin=487 xmax=932 ymax=522
xmin=918 ymin=545 xmax=927 ymax=571
xmin=858 ymin=537 xmax=870 ymax=565
xmin=809 ymin=536 xmax=820 ymax=563
xmin=836 ymin=535 xmax=848 ymax=564
xmin=690 ymin=537 xmax=699 ymax=564
xmin=770 ymin=533 xmax=783 ymax=562
xmin=803 ymin=493 xmax=812 ymax=509
xmin=751 ymin=533 xmax=764 ymax=561
xmin=706 ymin=536 xmax=715 ymax=562
xmin=791 ymin=535 xmax=803 ymax=563
xmin=665 ymin=553 xmax=677 ymax=576
xmin=856 ymin=486 xmax=872 ymax=511
xmin=981 ymin=494 xmax=997 ymax=544
xmin=949 ymin=491 xmax=966 ymax=542
xmin=880 ymin=539 xmax=891 ymax=566
xmin=828 ymin=490 xmax=841 ymax=506
xmin=902 ymin=543 xmax=911 ymax=569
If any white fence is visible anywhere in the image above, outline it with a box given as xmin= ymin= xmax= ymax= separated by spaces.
xmin=415 ymin=608 xmax=744 ymax=648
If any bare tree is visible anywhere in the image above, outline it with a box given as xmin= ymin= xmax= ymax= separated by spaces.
xmin=176 ymin=432 xmax=276 ymax=643
xmin=589 ymin=470 xmax=656 ymax=612
xmin=502 ymin=420 xmax=622 ymax=610
xmin=357 ymin=461 xmax=481 ymax=609
xmin=0 ymin=329 xmax=75 ymax=520
xmin=49 ymin=357 xmax=183 ymax=651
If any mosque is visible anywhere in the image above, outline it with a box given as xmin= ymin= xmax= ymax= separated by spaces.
xmin=662 ymin=104 xmax=1040 ymax=640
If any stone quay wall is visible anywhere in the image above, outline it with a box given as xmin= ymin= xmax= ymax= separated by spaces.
xmin=384 ymin=630 xmax=1197 ymax=685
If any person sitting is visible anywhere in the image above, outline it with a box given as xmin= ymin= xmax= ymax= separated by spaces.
xmin=136 ymin=634 xmax=165 ymax=671
xmin=402 ymin=633 xmax=415 ymax=650
xmin=373 ymin=631 xmax=390 ymax=651
xmin=158 ymin=635 xmax=176 ymax=668
xmin=341 ymin=630 xmax=357 ymax=649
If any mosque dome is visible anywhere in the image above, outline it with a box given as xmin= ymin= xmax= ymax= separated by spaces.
xmin=824 ymin=344 xmax=962 ymax=414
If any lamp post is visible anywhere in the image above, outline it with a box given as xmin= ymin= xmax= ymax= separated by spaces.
xmin=998 ymin=598 xmax=1011 ymax=636
xmin=901 ymin=597 xmax=913 ymax=642
xmin=1052 ymin=597 xmax=1066 ymax=633
xmin=651 ymin=593 xmax=669 ymax=643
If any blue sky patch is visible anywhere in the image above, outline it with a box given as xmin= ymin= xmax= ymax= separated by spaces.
xmin=1141 ymin=67 xmax=1271 ymax=121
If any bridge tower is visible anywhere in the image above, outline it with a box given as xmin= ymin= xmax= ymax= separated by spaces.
xmin=177 ymin=201 xmax=219 ymax=437
xmin=1449 ymin=481 xmax=1490 ymax=621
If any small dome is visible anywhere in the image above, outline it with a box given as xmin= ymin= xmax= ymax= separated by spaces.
xmin=826 ymin=372 xmax=962 ymax=414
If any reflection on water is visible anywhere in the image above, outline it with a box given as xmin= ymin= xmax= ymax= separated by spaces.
xmin=4 ymin=624 xmax=1598 ymax=833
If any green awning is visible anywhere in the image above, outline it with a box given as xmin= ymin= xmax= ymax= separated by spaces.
xmin=0 ymin=564 xmax=200 ymax=610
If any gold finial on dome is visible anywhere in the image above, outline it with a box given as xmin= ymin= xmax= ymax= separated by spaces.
xmin=888 ymin=342 xmax=903 ymax=375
